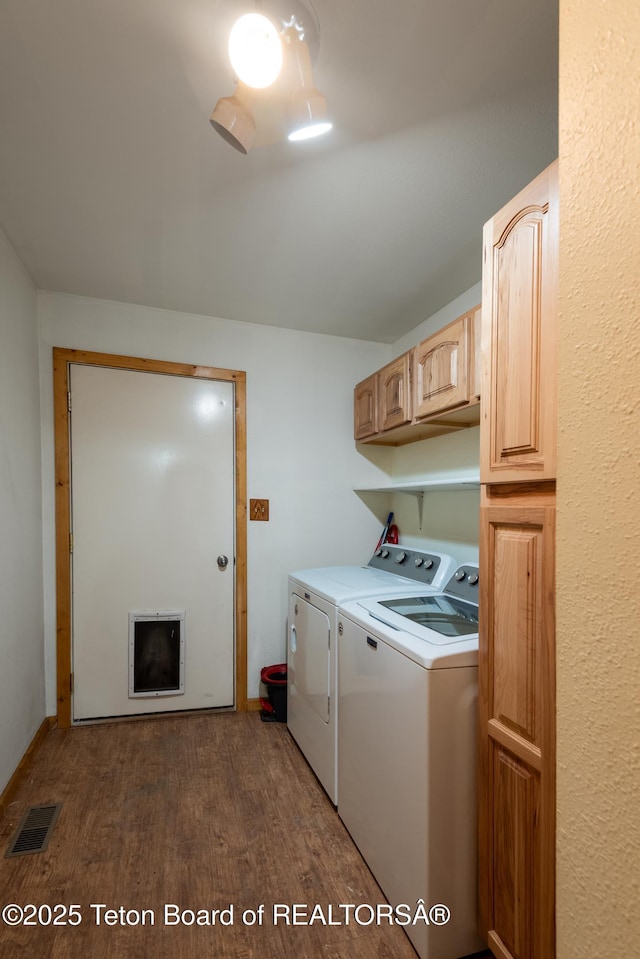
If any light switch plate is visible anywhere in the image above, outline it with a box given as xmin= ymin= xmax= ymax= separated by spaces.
xmin=250 ymin=498 xmax=269 ymax=521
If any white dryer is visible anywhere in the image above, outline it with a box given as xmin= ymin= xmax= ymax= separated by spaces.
xmin=337 ymin=564 xmax=484 ymax=959
xmin=287 ymin=545 xmax=457 ymax=805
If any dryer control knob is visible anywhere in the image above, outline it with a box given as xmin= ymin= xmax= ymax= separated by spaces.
xmin=394 ymin=552 xmax=407 ymax=564
xmin=414 ymin=558 xmax=424 ymax=568
xmin=376 ymin=548 xmax=384 ymax=557
xmin=455 ymin=569 xmax=467 ymax=581
xmin=424 ymin=558 xmax=434 ymax=569
xmin=468 ymin=573 xmax=479 ymax=586
xmin=381 ymin=549 xmax=390 ymax=558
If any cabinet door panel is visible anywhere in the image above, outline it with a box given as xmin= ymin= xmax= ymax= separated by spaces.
xmin=379 ymin=351 xmax=412 ymax=431
xmin=415 ymin=314 xmax=469 ymax=418
xmin=492 ymin=522 xmax=542 ymax=745
xmin=354 ymin=373 xmax=378 ymax=440
xmin=481 ymin=161 xmax=558 ymax=482
xmin=491 ymin=746 xmax=538 ymax=959
xmin=495 ymin=213 xmax=543 ymax=457
xmin=479 ymin=498 xmax=555 ymax=959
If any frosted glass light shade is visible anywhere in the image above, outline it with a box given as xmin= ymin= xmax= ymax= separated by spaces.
xmin=228 ymin=13 xmax=283 ymax=89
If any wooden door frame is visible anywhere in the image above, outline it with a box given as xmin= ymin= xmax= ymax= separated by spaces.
xmin=53 ymin=347 xmax=248 ymax=728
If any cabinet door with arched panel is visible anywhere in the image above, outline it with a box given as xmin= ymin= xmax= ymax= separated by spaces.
xmin=353 ymin=372 xmax=378 ymax=440
xmin=379 ymin=351 xmax=412 ymax=432
xmin=414 ymin=311 xmax=474 ymax=419
xmin=480 ymin=161 xmax=558 ymax=483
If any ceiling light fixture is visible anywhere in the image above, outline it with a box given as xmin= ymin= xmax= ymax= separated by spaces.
xmin=228 ymin=12 xmax=283 ymax=89
xmin=210 ymin=0 xmax=331 ymax=154
xmin=209 ymin=83 xmax=257 ymax=155
xmin=285 ymin=26 xmax=332 ymax=142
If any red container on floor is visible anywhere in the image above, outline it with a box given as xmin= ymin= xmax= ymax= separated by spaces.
xmin=260 ymin=663 xmax=287 ymax=723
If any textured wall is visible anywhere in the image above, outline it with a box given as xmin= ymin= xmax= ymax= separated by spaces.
xmin=557 ymin=1 xmax=640 ymax=953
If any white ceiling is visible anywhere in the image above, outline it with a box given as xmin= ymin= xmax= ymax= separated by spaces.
xmin=0 ymin=1 xmax=558 ymax=343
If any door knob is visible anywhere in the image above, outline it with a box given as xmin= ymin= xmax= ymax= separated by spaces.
xmin=217 ymin=555 xmax=229 ymax=569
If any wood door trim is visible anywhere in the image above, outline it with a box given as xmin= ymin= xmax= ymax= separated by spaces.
xmin=53 ymin=348 xmax=248 ymax=728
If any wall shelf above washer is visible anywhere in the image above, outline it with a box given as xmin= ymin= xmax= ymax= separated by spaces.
xmin=354 ymin=475 xmax=480 ymax=528
xmin=354 ymin=476 xmax=480 ymax=495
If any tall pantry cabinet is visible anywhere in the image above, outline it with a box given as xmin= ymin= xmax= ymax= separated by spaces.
xmin=478 ymin=160 xmax=558 ymax=959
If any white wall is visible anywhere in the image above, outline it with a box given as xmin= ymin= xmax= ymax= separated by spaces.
xmin=37 ymin=292 xmax=392 ymax=707
xmin=0 ymin=227 xmax=45 ymax=792
xmin=386 ymin=428 xmax=480 ymax=565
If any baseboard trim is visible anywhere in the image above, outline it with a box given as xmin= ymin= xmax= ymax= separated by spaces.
xmin=0 ymin=716 xmax=56 ymax=818
xmin=247 ymin=698 xmax=262 ymax=712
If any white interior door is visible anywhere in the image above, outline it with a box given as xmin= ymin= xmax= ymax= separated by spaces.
xmin=69 ymin=364 xmax=235 ymax=721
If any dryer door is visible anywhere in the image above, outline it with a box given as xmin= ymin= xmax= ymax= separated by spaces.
xmin=289 ymin=592 xmax=330 ymax=723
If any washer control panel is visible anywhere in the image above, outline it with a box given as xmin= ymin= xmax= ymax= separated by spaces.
xmin=367 ymin=545 xmax=443 ymax=585
xmin=443 ymin=564 xmax=480 ymax=603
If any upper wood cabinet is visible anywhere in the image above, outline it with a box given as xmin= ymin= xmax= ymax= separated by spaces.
xmin=354 ymin=306 xmax=481 ymax=446
xmin=480 ymin=162 xmax=559 ymax=483
xmin=354 ymin=353 xmax=411 ymax=440
xmin=414 ymin=311 xmax=471 ymax=419
xmin=379 ymin=351 xmax=412 ymax=431
xmin=470 ymin=304 xmax=482 ymax=400
xmin=354 ymin=372 xmax=378 ymax=440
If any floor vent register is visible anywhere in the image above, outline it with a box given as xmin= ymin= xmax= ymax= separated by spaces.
xmin=5 ymin=803 xmax=62 ymax=858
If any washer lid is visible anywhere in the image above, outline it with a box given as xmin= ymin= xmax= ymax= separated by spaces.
xmin=339 ymin=593 xmax=479 ymax=668
xmin=289 ymin=565 xmax=440 ymax=604
xmin=377 ymin=594 xmax=478 ymax=638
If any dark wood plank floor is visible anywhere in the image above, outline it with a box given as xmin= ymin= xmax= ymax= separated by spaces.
xmin=0 ymin=712 xmax=427 ymax=959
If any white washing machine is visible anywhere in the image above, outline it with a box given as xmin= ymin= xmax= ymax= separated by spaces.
xmin=337 ymin=564 xmax=484 ymax=959
xmin=287 ymin=545 xmax=457 ymax=805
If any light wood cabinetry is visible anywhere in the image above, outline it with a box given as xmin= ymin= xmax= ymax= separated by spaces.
xmin=378 ymin=351 xmax=412 ymax=432
xmin=354 ymin=352 xmax=411 ymax=440
xmin=480 ymin=165 xmax=558 ymax=483
xmin=470 ymin=304 xmax=482 ymax=400
xmin=479 ymin=160 xmax=558 ymax=959
xmin=414 ymin=311 xmax=471 ymax=418
xmin=354 ymin=305 xmax=481 ymax=446
xmin=354 ymin=372 xmax=378 ymax=440
xmin=479 ymin=487 xmax=555 ymax=959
